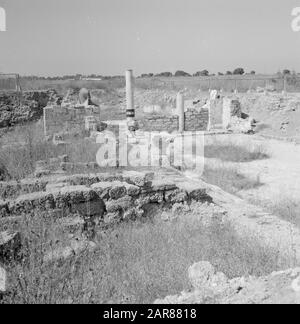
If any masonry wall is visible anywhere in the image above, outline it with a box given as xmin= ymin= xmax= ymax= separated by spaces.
xmin=137 ymin=108 xmax=209 ymax=132
xmin=185 ymin=108 xmax=209 ymax=131
xmin=44 ymin=105 xmax=101 ymax=136
xmin=44 ymin=105 xmax=210 ymax=137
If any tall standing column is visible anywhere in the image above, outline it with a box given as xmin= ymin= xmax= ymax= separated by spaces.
xmin=126 ymin=70 xmax=135 ymax=122
xmin=177 ymin=92 xmax=185 ymax=133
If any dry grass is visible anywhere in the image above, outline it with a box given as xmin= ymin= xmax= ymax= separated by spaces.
xmin=1 ymin=205 xmax=291 ymax=304
xmin=18 ymin=75 xmax=295 ymax=93
xmin=249 ymin=198 xmax=300 ymax=228
xmin=202 ymin=166 xmax=262 ymax=194
xmin=204 ymin=142 xmax=269 ymax=163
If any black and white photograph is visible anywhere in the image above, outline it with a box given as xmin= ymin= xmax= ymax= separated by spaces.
xmin=1 ymin=0 xmax=300 ymax=307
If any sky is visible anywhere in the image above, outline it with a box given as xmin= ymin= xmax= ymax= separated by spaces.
xmin=1 ymin=0 xmax=300 ymax=76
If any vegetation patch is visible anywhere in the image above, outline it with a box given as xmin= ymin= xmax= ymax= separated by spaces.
xmin=204 ymin=143 xmax=269 ymax=163
xmin=202 ymin=166 xmax=262 ymax=194
xmin=1 ymin=207 xmax=290 ymax=304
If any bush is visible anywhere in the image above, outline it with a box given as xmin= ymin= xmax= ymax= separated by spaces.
xmin=175 ymin=70 xmax=191 ymax=77
xmin=193 ymin=70 xmax=209 ymax=77
xmin=233 ymin=68 xmax=245 ymax=75
xmin=155 ymin=72 xmax=173 ymax=77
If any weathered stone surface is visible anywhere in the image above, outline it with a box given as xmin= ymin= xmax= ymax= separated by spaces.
xmin=165 ymin=189 xmax=188 ymax=203
xmin=176 ymin=181 xmax=208 ymax=202
xmin=123 ymin=208 xmax=144 ymax=220
xmin=44 ymin=239 xmax=97 ymax=263
xmin=122 ymin=171 xmax=154 ymax=187
xmin=104 ymin=212 xmax=121 ymax=224
xmin=150 ymin=179 xmax=177 ymax=192
xmin=91 ymin=181 xmax=140 ymax=200
xmin=10 ymin=191 xmax=55 ymax=214
xmin=0 ymin=90 xmax=62 ymax=129
xmin=7 ymin=186 xmax=104 ymax=218
xmin=188 ymin=262 xmax=228 ymax=292
xmin=105 ymin=196 xmax=132 ymax=213
xmin=91 ymin=182 xmax=114 ymax=199
xmin=109 ymin=183 xmax=127 ymax=200
xmin=71 ymin=200 xmax=105 ymax=218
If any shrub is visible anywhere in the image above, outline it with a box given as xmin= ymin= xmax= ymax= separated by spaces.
xmin=155 ymin=72 xmax=173 ymax=77
xmin=233 ymin=68 xmax=245 ymax=75
xmin=194 ymin=70 xmax=209 ymax=77
xmin=175 ymin=70 xmax=191 ymax=77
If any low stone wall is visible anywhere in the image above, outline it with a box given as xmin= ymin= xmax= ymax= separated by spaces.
xmin=185 ymin=108 xmax=209 ymax=131
xmin=0 ymin=171 xmax=209 ymax=223
xmin=137 ymin=108 xmax=209 ymax=132
xmin=43 ymin=105 xmax=101 ymax=137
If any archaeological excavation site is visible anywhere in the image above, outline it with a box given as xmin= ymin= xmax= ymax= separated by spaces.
xmin=1 ymin=69 xmax=300 ymax=305
xmin=2 ymin=1 xmax=300 ymax=307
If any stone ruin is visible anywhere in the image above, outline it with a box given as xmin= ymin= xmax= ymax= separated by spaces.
xmin=43 ymin=87 xmax=254 ymax=143
xmin=0 ymin=169 xmax=209 ymax=295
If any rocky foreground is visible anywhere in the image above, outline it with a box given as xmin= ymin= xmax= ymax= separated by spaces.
xmin=155 ymin=261 xmax=300 ymax=304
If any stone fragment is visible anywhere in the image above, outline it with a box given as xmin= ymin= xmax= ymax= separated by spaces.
xmin=165 ymin=189 xmax=188 ymax=203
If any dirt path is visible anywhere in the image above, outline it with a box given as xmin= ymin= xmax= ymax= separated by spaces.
xmin=156 ymin=167 xmax=300 ymax=264
xmin=204 ymin=134 xmax=300 ymax=205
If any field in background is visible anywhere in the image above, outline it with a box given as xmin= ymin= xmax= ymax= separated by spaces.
xmin=0 ymin=74 xmax=298 ymax=93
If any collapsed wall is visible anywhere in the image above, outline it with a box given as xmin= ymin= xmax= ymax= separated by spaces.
xmin=43 ymin=105 xmax=101 ymax=137
xmin=0 ymin=90 xmax=62 ymax=128
xmin=0 ymin=170 xmax=209 ymax=224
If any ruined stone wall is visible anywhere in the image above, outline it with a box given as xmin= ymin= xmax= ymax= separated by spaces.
xmin=185 ymin=108 xmax=209 ymax=131
xmin=0 ymin=90 xmax=62 ymax=128
xmin=137 ymin=108 xmax=209 ymax=132
xmin=43 ymin=105 xmax=101 ymax=136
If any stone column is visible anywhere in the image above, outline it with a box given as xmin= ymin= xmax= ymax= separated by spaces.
xmin=126 ymin=70 xmax=135 ymax=122
xmin=177 ymin=92 xmax=185 ymax=133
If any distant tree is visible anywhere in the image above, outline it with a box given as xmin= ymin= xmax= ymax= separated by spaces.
xmin=250 ymin=71 xmax=256 ymax=75
xmin=175 ymin=70 xmax=191 ymax=77
xmin=233 ymin=68 xmax=245 ymax=75
xmin=218 ymin=72 xmax=224 ymax=76
xmin=226 ymin=71 xmax=233 ymax=75
xmin=141 ymin=73 xmax=154 ymax=78
xmin=283 ymin=69 xmax=291 ymax=75
xmin=193 ymin=70 xmax=209 ymax=77
xmin=155 ymin=72 xmax=173 ymax=77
